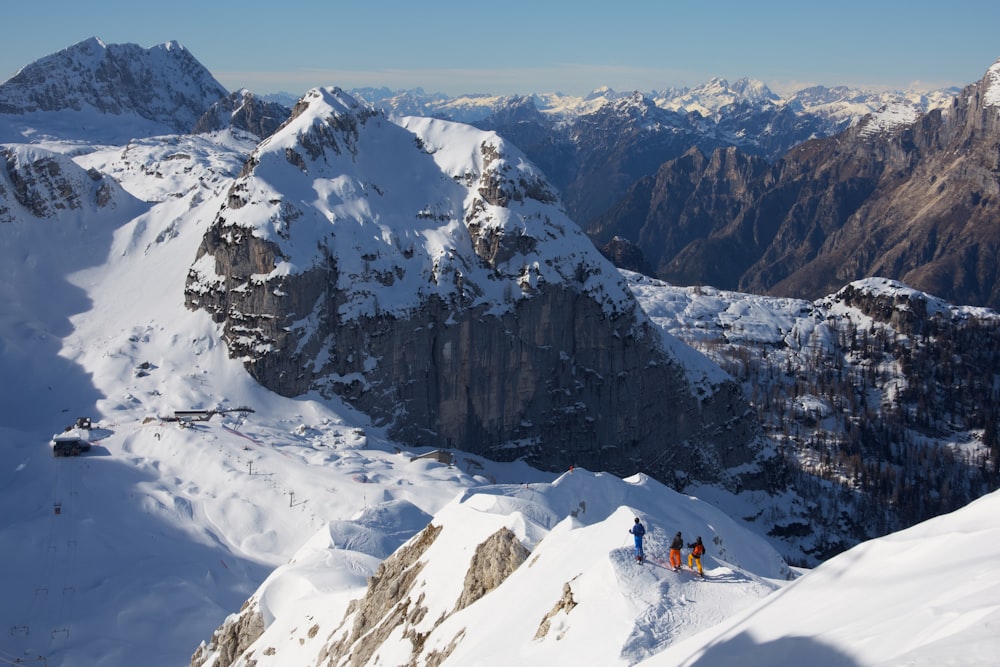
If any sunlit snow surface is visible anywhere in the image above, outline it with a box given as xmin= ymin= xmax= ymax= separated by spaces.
xmin=2 ymin=112 xmax=999 ymax=666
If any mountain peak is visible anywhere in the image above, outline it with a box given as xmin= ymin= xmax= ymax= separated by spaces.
xmin=159 ymin=39 xmax=185 ymax=52
xmin=0 ymin=38 xmax=228 ymax=141
xmin=77 ymin=35 xmax=108 ymax=52
xmin=191 ymin=89 xmax=291 ymax=139
xmin=297 ymin=86 xmax=367 ymax=116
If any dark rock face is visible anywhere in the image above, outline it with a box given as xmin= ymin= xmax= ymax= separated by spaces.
xmin=0 ymin=147 xmax=119 ymax=220
xmin=189 ymin=604 xmax=265 ymax=667
xmin=187 ymin=222 xmax=764 ymax=487
xmin=597 ymin=235 xmax=654 ymax=276
xmin=185 ymin=90 xmax=777 ymax=491
xmin=593 ymin=60 xmax=1000 ymax=310
xmin=192 ymin=90 xmax=291 ymax=139
xmin=590 ymin=147 xmax=772 ymax=284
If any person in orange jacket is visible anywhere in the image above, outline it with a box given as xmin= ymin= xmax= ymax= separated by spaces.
xmin=669 ymin=531 xmax=684 ymax=571
xmin=687 ymin=536 xmax=706 ymax=576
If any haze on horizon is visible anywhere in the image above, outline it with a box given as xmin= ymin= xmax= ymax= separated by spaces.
xmin=4 ymin=1 xmax=1000 ymax=98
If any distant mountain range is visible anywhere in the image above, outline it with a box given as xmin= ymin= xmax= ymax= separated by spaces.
xmin=346 ymin=66 xmax=1000 ymax=311
xmin=586 ymin=64 xmax=1000 ymax=310
xmin=349 ymin=78 xmax=957 ymax=217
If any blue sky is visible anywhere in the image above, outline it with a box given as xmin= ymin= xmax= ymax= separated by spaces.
xmin=5 ymin=1 xmax=1000 ymax=96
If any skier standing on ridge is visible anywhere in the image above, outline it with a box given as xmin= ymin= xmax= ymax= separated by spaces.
xmin=630 ymin=517 xmax=646 ymax=563
xmin=669 ymin=531 xmax=684 ymax=571
xmin=687 ymin=536 xmax=705 ymax=576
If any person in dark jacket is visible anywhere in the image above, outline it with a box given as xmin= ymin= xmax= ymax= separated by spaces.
xmin=630 ymin=517 xmax=646 ymax=563
xmin=669 ymin=531 xmax=684 ymax=571
xmin=687 ymin=536 xmax=706 ymax=576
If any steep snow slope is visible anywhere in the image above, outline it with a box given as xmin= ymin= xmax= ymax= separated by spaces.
xmin=0 ymin=144 xmax=149 ymax=430
xmin=642 ymin=488 xmax=1000 ymax=666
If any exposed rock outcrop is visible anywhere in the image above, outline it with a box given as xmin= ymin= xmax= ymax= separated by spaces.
xmin=453 ymin=527 xmax=530 ymax=612
xmin=318 ymin=524 xmax=530 ymax=667
xmin=534 ymin=582 xmax=578 ymax=640
xmin=192 ymin=90 xmax=291 ymax=139
xmin=189 ymin=601 xmax=265 ymax=667
xmin=318 ymin=523 xmax=443 ymax=667
xmin=0 ymin=145 xmax=135 ymax=222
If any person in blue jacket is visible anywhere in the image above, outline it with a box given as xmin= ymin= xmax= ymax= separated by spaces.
xmin=630 ymin=517 xmax=646 ymax=563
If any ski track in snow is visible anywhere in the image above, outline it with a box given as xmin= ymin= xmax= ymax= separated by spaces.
xmin=612 ymin=545 xmax=780 ymax=664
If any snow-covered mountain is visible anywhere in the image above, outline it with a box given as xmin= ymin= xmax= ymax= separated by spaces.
xmin=182 ymin=86 xmax=773 ymax=491
xmin=354 ymin=78 xmax=956 ymax=129
xmin=643 ymin=488 xmax=1000 ymax=666
xmin=2 ymin=37 xmax=998 ymax=667
xmin=628 ymin=273 xmax=1000 ymax=559
xmin=596 ymin=57 xmax=1000 ymax=311
xmin=192 ymin=90 xmax=291 ymax=140
xmin=0 ymin=37 xmax=228 ymax=143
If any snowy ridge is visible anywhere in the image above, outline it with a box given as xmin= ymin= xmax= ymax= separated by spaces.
xmin=193 ymin=469 xmax=790 ymax=667
xmin=627 ymin=274 xmax=999 ymax=353
xmin=192 ymin=466 xmax=1000 ymax=667
xmin=822 ymin=277 xmax=999 ymax=322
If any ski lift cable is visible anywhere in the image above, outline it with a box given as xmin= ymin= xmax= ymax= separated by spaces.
xmin=13 ymin=442 xmax=67 ymax=660
xmin=52 ymin=458 xmax=84 ymax=649
xmin=0 ymin=650 xmax=47 ymax=666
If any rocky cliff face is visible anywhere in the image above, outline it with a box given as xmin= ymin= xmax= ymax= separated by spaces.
xmin=314 ymin=524 xmax=530 ymax=667
xmin=596 ymin=58 xmax=1000 ymax=310
xmin=590 ymin=146 xmax=772 ymax=284
xmin=192 ymin=90 xmax=292 ymax=139
xmin=190 ymin=602 xmax=265 ymax=667
xmin=185 ymin=88 xmax=777 ymax=490
xmin=0 ymin=145 xmax=132 ymax=222
xmin=762 ymin=62 xmax=1000 ymax=309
